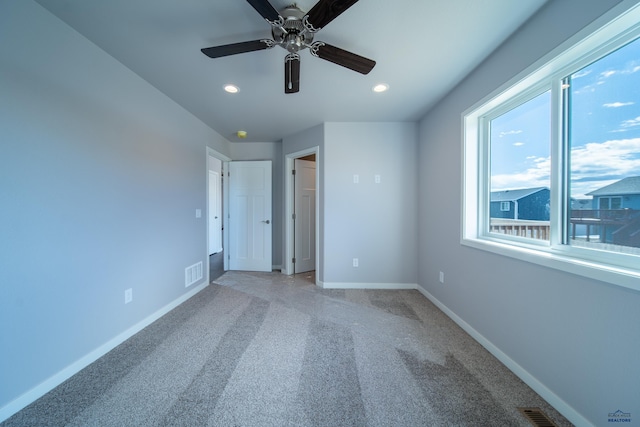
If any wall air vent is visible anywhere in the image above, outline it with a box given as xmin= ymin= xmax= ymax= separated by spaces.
xmin=185 ymin=261 xmax=203 ymax=287
xmin=517 ymin=407 xmax=558 ymax=427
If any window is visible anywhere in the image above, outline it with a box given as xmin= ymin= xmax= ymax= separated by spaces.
xmin=463 ymin=3 xmax=640 ymax=290
xmin=599 ymin=197 xmax=622 ymax=210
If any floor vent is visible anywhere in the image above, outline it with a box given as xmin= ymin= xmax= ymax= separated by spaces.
xmin=185 ymin=261 xmax=203 ymax=287
xmin=518 ymin=407 xmax=558 ymax=427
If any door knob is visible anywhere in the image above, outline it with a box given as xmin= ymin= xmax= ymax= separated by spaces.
xmin=262 ymin=220 xmax=271 ymax=224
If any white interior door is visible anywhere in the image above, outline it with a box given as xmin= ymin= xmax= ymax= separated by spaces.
xmin=294 ymin=159 xmax=316 ymax=273
xmin=228 ymin=161 xmax=272 ymax=272
xmin=208 ymin=170 xmax=222 ymax=254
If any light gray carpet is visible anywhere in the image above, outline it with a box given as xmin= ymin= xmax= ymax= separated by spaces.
xmin=1 ymin=271 xmax=571 ymax=426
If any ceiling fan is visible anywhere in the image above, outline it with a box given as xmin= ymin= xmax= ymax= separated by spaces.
xmin=201 ymin=0 xmax=376 ymax=94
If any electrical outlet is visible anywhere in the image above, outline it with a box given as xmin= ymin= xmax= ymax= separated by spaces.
xmin=125 ymin=288 xmax=133 ymax=304
xmin=195 ymin=209 xmax=202 ymax=218
xmin=353 ymin=258 xmax=359 ymax=267
xmin=353 ymin=174 xmax=359 ymax=184
xmin=439 ymin=271 xmax=444 ymax=283
xmin=375 ymin=174 xmax=381 ymax=184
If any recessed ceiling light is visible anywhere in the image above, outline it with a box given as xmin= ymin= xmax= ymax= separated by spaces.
xmin=224 ymin=84 xmax=239 ymax=93
xmin=372 ymin=83 xmax=389 ymax=93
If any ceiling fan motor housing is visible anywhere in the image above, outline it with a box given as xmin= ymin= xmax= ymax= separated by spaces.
xmin=272 ymin=6 xmax=314 ymax=53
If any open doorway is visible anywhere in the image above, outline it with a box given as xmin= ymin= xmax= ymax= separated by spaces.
xmin=293 ymin=155 xmax=316 ymax=274
xmin=285 ymin=147 xmax=319 ymax=280
xmin=207 ymin=148 xmax=230 ymax=282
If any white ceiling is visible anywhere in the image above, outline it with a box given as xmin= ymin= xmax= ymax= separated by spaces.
xmin=35 ymin=0 xmax=548 ymax=142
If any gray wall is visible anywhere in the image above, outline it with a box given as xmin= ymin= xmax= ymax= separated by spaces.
xmin=324 ymin=122 xmax=418 ymax=286
xmin=0 ymin=0 xmax=230 ymax=411
xmin=282 ymin=122 xmax=418 ymax=287
xmin=417 ymin=0 xmax=639 ymax=425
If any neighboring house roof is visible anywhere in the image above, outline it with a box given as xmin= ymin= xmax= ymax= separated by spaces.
xmin=490 ymin=187 xmax=548 ymax=202
xmin=587 ymin=176 xmax=640 ymax=196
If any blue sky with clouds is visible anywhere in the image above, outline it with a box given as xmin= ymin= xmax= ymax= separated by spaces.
xmin=490 ymin=35 xmax=640 ymax=199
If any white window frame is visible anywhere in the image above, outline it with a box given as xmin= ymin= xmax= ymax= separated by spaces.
xmin=500 ymin=201 xmax=511 ymax=212
xmin=462 ymin=2 xmax=640 ymax=292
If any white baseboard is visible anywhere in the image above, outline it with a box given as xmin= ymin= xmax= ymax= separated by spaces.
xmin=0 ymin=280 xmax=210 ymax=423
xmin=319 ymin=281 xmax=419 ymax=290
xmin=414 ymin=285 xmax=591 ymax=427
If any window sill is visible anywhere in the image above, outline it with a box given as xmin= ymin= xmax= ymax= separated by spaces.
xmin=461 ymin=237 xmax=640 ymax=292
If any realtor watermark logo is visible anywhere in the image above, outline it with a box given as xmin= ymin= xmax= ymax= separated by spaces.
xmin=608 ymin=410 xmax=632 ymax=423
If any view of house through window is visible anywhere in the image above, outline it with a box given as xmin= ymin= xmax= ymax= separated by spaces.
xmin=485 ymin=35 xmax=640 ymax=254
xmin=489 ymin=91 xmax=551 ymax=241
xmin=566 ymin=36 xmax=640 ymax=253
xmin=464 ymin=6 xmax=640 ymax=285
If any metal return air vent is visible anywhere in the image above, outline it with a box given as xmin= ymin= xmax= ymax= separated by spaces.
xmin=185 ymin=261 xmax=203 ymax=288
xmin=517 ymin=407 xmax=558 ymax=427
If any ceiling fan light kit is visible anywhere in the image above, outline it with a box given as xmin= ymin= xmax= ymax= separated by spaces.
xmin=201 ymin=0 xmax=376 ymax=94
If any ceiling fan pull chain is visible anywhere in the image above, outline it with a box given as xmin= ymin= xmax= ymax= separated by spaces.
xmin=284 ymin=53 xmax=300 ymax=93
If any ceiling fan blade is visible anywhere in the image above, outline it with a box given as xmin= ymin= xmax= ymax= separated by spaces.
xmin=246 ymin=0 xmax=283 ymax=25
xmin=201 ymin=40 xmax=273 ymax=58
xmin=304 ymin=0 xmax=359 ymax=31
xmin=285 ymin=54 xmax=300 ymax=94
xmin=310 ymin=42 xmax=375 ymax=74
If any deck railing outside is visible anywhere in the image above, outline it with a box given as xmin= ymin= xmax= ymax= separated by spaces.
xmin=570 ymin=209 xmax=635 ymax=221
xmin=490 ymin=219 xmax=550 ymax=240
xmin=489 ymin=209 xmax=639 ymax=245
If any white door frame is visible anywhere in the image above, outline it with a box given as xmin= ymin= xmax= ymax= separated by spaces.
xmin=208 ymin=169 xmax=222 ymax=254
xmin=206 ymin=147 xmax=231 ymax=274
xmin=284 ymin=147 xmax=320 ymax=280
xmin=293 ymin=158 xmax=316 ymax=274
